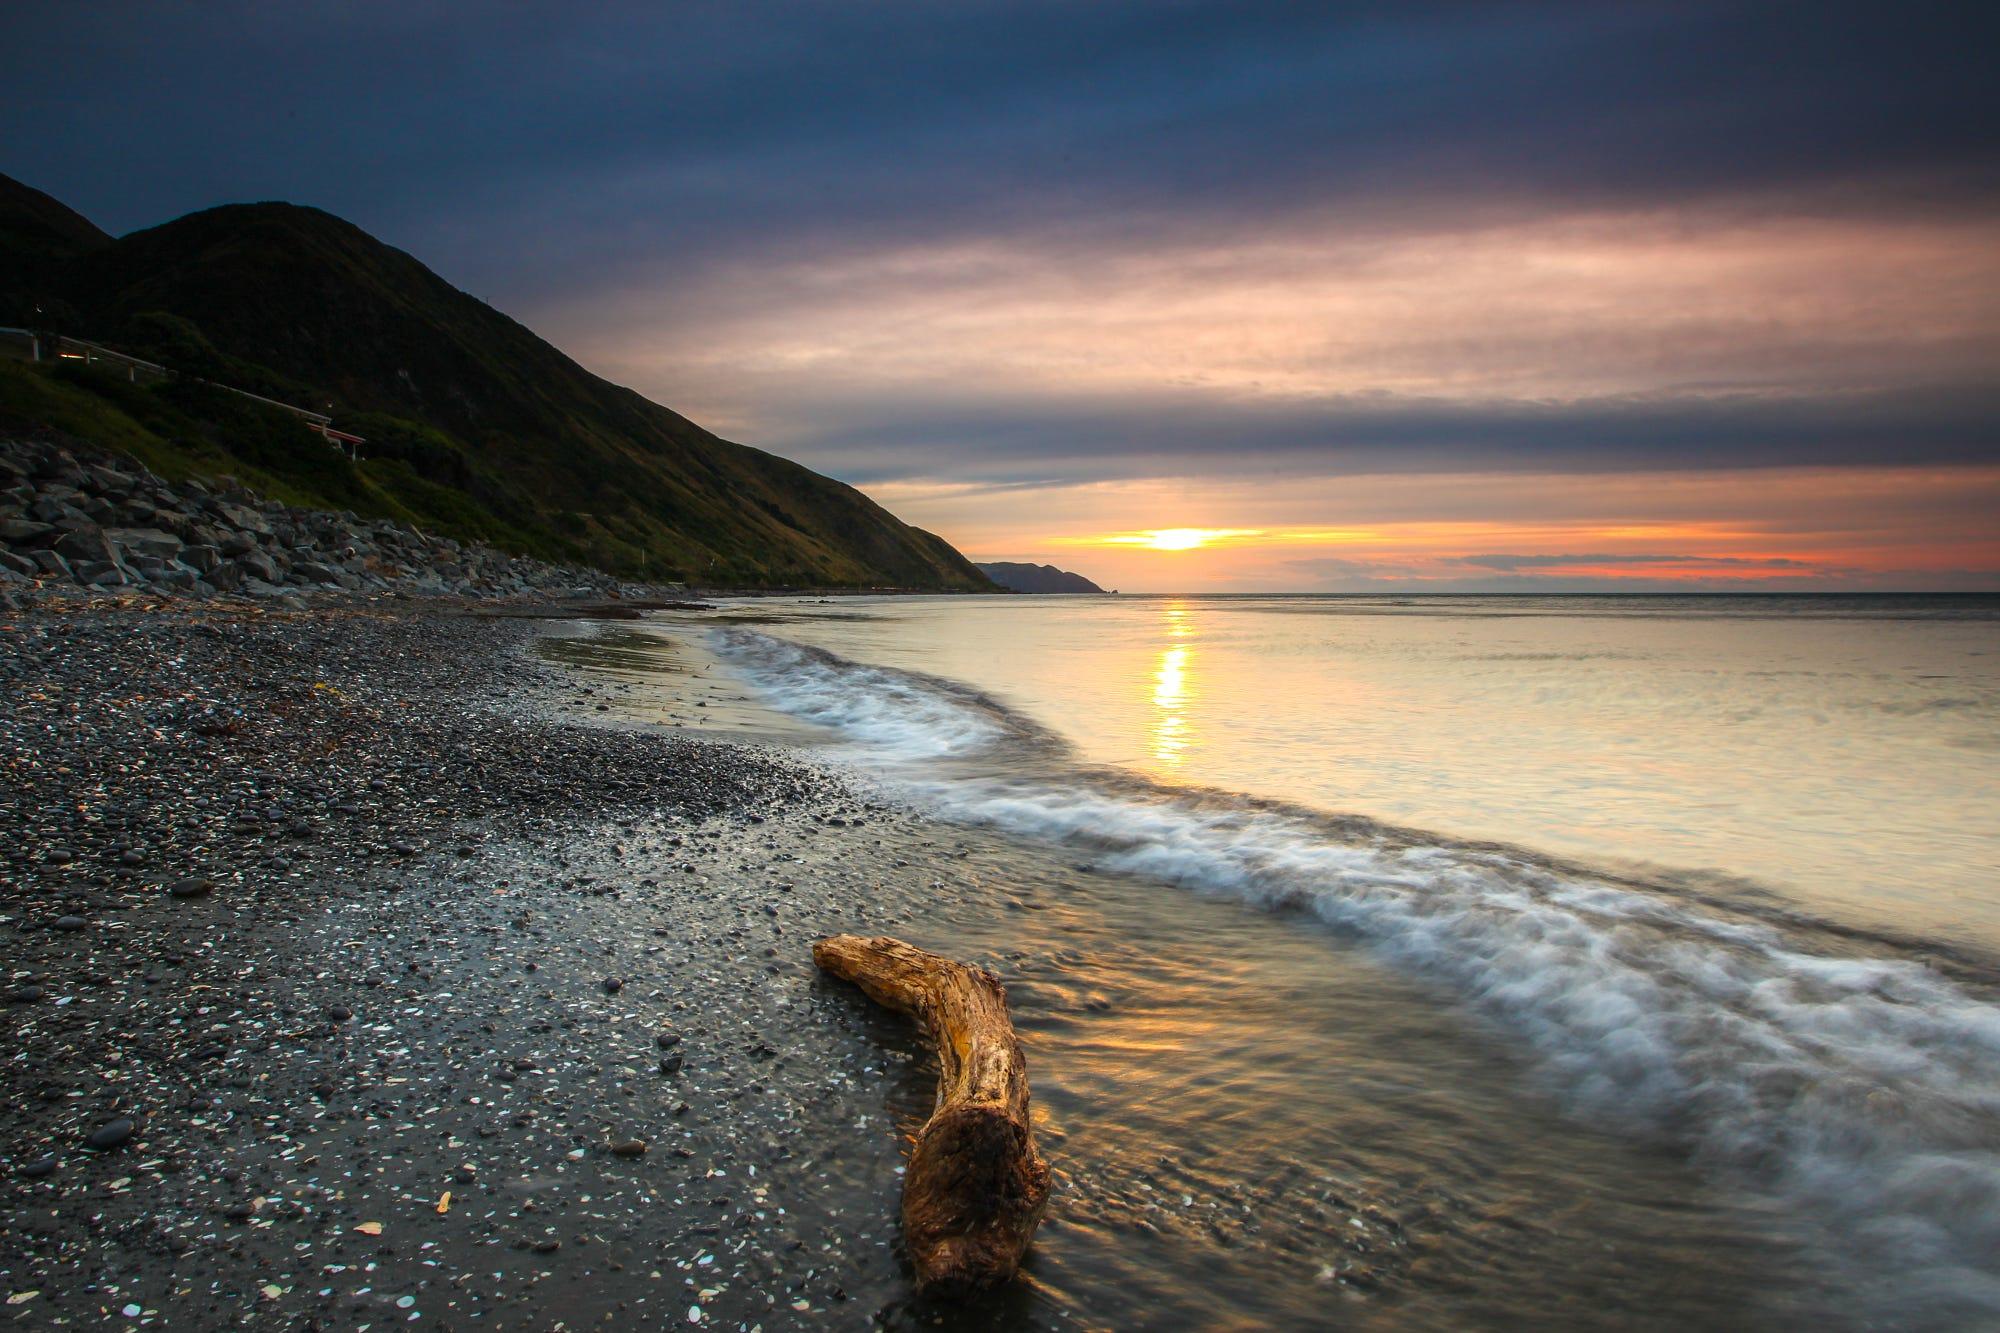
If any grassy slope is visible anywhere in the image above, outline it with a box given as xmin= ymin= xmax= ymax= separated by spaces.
xmin=0 ymin=175 xmax=990 ymax=589
xmin=0 ymin=360 xmax=572 ymax=558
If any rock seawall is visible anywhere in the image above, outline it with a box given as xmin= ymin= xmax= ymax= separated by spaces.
xmin=0 ymin=436 xmax=632 ymax=608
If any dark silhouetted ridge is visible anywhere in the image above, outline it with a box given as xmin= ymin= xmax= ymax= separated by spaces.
xmin=976 ymin=561 xmax=1105 ymax=593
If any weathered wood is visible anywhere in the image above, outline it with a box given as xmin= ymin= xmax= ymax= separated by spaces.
xmin=812 ymin=933 xmax=1051 ymax=1295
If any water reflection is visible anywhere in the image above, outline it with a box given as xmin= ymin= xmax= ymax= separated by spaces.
xmin=1151 ymin=602 xmax=1195 ymax=766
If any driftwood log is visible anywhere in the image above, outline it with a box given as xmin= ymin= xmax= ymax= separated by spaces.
xmin=812 ymin=934 xmax=1051 ymax=1295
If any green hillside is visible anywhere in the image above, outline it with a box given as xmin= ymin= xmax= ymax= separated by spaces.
xmin=0 ymin=173 xmax=990 ymax=589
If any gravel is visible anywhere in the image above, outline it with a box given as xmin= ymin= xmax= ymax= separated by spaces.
xmin=0 ymin=598 xmax=976 ymax=1328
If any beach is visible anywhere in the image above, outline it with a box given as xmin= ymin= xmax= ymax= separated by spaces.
xmin=4 ymin=595 xmax=1997 ymax=1330
xmin=0 ymin=600 xmax=926 ymax=1328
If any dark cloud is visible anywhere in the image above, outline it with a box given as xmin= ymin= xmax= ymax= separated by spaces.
xmin=786 ymin=381 xmax=2000 ymax=485
xmin=3 ymin=2 xmax=1996 ymax=276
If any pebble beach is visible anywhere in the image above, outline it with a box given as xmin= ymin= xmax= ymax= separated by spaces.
xmin=0 ymin=598 xmax=1015 ymax=1330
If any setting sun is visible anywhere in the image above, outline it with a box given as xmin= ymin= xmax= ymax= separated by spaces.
xmin=1100 ymin=527 xmax=1260 ymax=551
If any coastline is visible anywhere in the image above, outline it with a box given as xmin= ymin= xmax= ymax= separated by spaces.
xmin=0 ymin=596 xmax=987 ymax=1328
xmin=8 ymin=595 xmax=1994 ymax=1329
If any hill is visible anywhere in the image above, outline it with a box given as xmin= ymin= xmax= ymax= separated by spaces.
xmin=976 ymin=561 xmax=1106 ymax=593
xmin=0 ymin=173 xmax=991 ymax=589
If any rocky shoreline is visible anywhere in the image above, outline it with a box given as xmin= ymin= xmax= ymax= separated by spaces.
xmin=0 ymin=597 xmax=993 ymax=1329
xmin=0 ymin=435 xmax=642 ymax=609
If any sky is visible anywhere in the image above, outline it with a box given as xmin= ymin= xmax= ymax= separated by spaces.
xmin=4 ymin=0 xmax=1996 ymax=592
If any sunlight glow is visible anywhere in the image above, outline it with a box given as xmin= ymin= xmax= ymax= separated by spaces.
xmin=1101 ymin=528 xmax=1263 ymax=551
xmin=1150 ymin=602 xmax=1195 ymax=766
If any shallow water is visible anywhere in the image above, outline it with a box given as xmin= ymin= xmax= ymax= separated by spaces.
xmin=554 ymin=594 xmax=2000 ymax=1328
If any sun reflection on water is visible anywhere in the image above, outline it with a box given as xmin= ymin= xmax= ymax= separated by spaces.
xmin=1151 ymin=603 xmax=1196 ymax=766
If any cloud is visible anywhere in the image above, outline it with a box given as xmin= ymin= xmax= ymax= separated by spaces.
xmin=6 ymin=3 xmax=1999 ymax=271
xmin=2 ymin=1 xmax=1995 ymax=593
xmin=1449 ymin=553 xmax=1816 ymax=571
xmin=747 ymin=380 xmax=2000 ymax=486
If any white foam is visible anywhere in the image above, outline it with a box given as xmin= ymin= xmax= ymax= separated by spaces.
xmin=713 ymin=628 xmax=1008 ymax=759
xmin=713 ymin=627 xmax=2000 ymax=1316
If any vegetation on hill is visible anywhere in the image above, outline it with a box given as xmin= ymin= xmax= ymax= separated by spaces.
xmin=0 ymin=173 xmax=991 ymax=589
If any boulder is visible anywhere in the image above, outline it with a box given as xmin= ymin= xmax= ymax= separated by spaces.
xmin=0 ymin=518 xmax=55 ymax=546
xmin=234 ymin=550 xmax=281 ymax=584
xmin=54 ymin=525 xmax=120 ymax=568
xmin=86 ymin=466 xmax=135 ymax=494
xmin=291 ymin=561 xmax=344 ymax=585
xmin=74 ymin=560 xmax=129 ymax=586
xmin=109 ymin=527 xmax=185 ymax=560
xmin=215 ymin=502 xmax=272 ymax=537
xmin=29 ymin=450 xmax=77 ymax=480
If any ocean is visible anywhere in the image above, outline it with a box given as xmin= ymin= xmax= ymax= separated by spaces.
xmin=566 ymin=593 xmax=2000 ymax=1328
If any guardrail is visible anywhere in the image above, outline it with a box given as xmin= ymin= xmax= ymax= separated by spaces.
xmin=0 ymin=327 xmax=362 ymax=457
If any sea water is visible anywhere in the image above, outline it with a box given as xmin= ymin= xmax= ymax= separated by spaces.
xmin=585 ymin=594 xmax=2000 ymax=1327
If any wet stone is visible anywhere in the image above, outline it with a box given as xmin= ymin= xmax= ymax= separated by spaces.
xmin=86 ymin=1118 xmax=137 ymax=1151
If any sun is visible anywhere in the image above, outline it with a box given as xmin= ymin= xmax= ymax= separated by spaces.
xmin=1102 ymin=528 xmax=1259 ymax=551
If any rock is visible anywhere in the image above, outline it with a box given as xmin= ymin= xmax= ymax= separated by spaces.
xmin=74 ymin=560 xmax=129 ymax=587
xmin=326 ymin=1004 xmax=353 ymax=1022
xmin=215 ymin=502 xmax=272 ymax=536
xmin=609 ymin=1139 xmax=648 ymax=1157
xmin=10 ymin=984 xmax=45 ymax=1003
xmin=0 ymin=517 xmax=55 ymax=544
xmin=108 ymin=527 xmax=185 ymax=560
xmin=234 ymin=551 xmax=281 ymax=584
xmin=0 ymin=549 xmax=35 ymax=578
xmin=291 ymin=560 xmax=343 ymax=585
xmin=53 ymin=524 xmax=118 ymax=568
xmin=53 ymin=914 xmax=86 ymax=931
xmin=86 ymin=465 xmax=134 ymax=494
xmin=659 ymin=1053 xmax=684 ymax=1074
xmin=14 ymin=1154 xmax=57 ymax=1178
xmin=86 ymin=1118 xmax=137 ymax=1150
xmin=168 ymin=877 xmax=215 ymax=899
xmin=602 ymin=977 xmax=623 ymax=994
